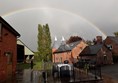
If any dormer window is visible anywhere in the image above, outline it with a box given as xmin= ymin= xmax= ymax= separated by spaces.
xmin=107 ymin=45 xmax=113 ymax=50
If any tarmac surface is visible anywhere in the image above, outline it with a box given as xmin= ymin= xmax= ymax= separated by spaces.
xmin=101 ymin=63 xmax=118 ymax=81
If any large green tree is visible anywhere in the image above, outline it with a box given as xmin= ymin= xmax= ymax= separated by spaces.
xmin=37 ymin=24 xmax=44 ymax=61
xmin=114 ymin=32 xmax=118 ymax=37
xmin=37 ymin=24 xmax=52 ymax=61
xmin=43 ymin=24 xmax=52 ymax=61
xmin=66 ymin=36 xmax=82 ymax=44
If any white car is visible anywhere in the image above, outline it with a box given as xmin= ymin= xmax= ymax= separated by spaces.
xmin=52 ymin=63 xmax=74 ymax=78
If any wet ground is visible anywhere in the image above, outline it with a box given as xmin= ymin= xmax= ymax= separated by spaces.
xmin=5 ymin=69 xmax=41 ymax=83
xmin=4 ymin=68 xmax=103 ymax=83
xmin=2 ymin=63 xmax=118 ymax=83
xmin=101 ymin=63 xmax=118 ymax=81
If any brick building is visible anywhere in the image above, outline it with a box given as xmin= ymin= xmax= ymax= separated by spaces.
xmin=104 ymin=36 xmax=118 ymax=55
xmin=0 ymin=16 xmax=20 ymax=82
xmin=80 ymin=44 xmax=113 ymax=65
xmin=52 ymin=40 xmax=87 ymax=63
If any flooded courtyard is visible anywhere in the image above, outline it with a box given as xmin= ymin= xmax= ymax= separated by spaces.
xmin=4 ymin=67 xmax=103 ymax=83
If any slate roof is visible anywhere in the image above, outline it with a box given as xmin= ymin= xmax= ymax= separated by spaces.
xmin=0 ymin=16 xmax=20 ymax=37
xmin=80 ymin=44 xmax=103 ymax=56
xmin=52 ymin=41 xmax=60 ymax=49
xmin=54 ymin=41 xmax=81 ymax=53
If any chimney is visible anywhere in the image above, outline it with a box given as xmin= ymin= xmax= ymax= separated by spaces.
xmin=96 ymin=36 xmax=102 ymax=44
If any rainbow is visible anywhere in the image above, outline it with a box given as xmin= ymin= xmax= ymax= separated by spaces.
xmin=2 ymin=7 xmax=107 ymax=39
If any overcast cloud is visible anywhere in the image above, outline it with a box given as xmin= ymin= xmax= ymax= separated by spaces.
xmin=0 ymin=0 xmax=118 ymax=51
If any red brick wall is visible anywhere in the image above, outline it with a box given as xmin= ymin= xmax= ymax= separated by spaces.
xmin=52 ymin=41 xmax=87 ymax=63
xmin=81 ymin=46 xmax=113 ymax=65
xmin=97 ymin=46 xmax=113 ymax=65
xmin=105 ymin=37 xmax=118 ymax=55
xmin=53 ymin=52 xmax=72 ymax=63
xmin=71 ymin=41 xmax=87 ymax=63
xmin=0 ymin=26 xmax=17 ymax=81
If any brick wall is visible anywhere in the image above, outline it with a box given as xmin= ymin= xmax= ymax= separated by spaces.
xmin=105 ymin=37 xmax=118 ymax=55
xmin=0 ymin=26 xmax=17 ymax=81
xmin=72 ymin=41 xmax=87 ymax=63
xmin=52 ymin=41 xmax=87 ymax=63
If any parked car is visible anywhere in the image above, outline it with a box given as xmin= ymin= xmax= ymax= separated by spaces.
xmin=52 ymin=63 xmax=74 ymax=78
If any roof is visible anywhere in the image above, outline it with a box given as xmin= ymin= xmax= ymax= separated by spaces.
xmin=17 ymin=39 xmax=34 ymax=55
xmin=80 ymin=44 xmax=103 ymax=56
xmin=0 ymin=16 xmax=20 ymax=37
xmin=52 ymin=41 xmax=60 ymax=49
xmin=54 ymin=41 xmax=81 ymax=53
xmin=107 ymin=36 xmax=118 ymax=44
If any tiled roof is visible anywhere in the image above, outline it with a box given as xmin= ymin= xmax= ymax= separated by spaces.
xmin=54 ymin=41 xmax=81 ymax=53
xmin=52 ymin=41 xmax=60 ymax=49
xmin=80 ymin=44 xmax=103 ymax=56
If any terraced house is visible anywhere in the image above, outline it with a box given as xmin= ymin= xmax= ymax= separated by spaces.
xmin=80 ymin=44 xmax=113 ymax=65
xmin=0 ymin=16 xmax=20 ymax=82
xmin=104 ymin=36 xmax=118 ymax=63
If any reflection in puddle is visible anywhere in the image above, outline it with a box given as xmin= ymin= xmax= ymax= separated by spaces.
xmin=5 ymin=68 xmax=102 ymax=83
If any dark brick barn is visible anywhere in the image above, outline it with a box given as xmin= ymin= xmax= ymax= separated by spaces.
xmin=0 ymin=16 xmax=20 ymax=82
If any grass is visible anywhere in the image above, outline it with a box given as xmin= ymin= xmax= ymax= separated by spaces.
xmin=33 ymin=61 xmax=53 ymax=70
xmin=16 ymin=61 xmax=52 ymax=71
xmin=33 ymin=61 xmax=43 ymax=70
xmin=17 ymin=63 xmax=31 ymax=70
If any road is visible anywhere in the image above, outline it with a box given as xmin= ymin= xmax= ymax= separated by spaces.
xmin=101 ymin=63 xmax=118 ymax=81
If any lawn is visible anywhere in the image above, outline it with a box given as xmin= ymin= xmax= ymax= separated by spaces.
xmin=34 ymin=61 xmax=53 ymax=70
xmin=16 ymin=61 xmax=52 ymax=71
xmin=33 ymin=61 xmax=44 ymax=70
xmin=17 ymin=63 xmax=31 ymax=70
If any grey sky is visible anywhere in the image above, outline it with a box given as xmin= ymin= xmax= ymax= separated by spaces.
xmin=0 ymin=0 xmax=118 ymax=51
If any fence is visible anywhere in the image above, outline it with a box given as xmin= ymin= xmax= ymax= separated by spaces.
xmin=40 ymin=62 xmax=103 ymax=83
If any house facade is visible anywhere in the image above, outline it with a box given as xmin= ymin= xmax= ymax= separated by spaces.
xmin=104 ymin=36 xmax=118 ymax=56
xmin=0 ymin=17 xmax=20 ymax=82
xmin=80 ymin=44 xmax=113 ymax=65
xmin=52 ymin=40 xmax=87 ymax=63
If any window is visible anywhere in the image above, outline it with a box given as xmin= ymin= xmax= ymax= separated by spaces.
xmin=5 ymin=52 xmax=12 ymax=64
xmin=104 ymin=54 xmax=107 ymax=63
xmin=107 ymin=45 xmax=113 ymax=50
